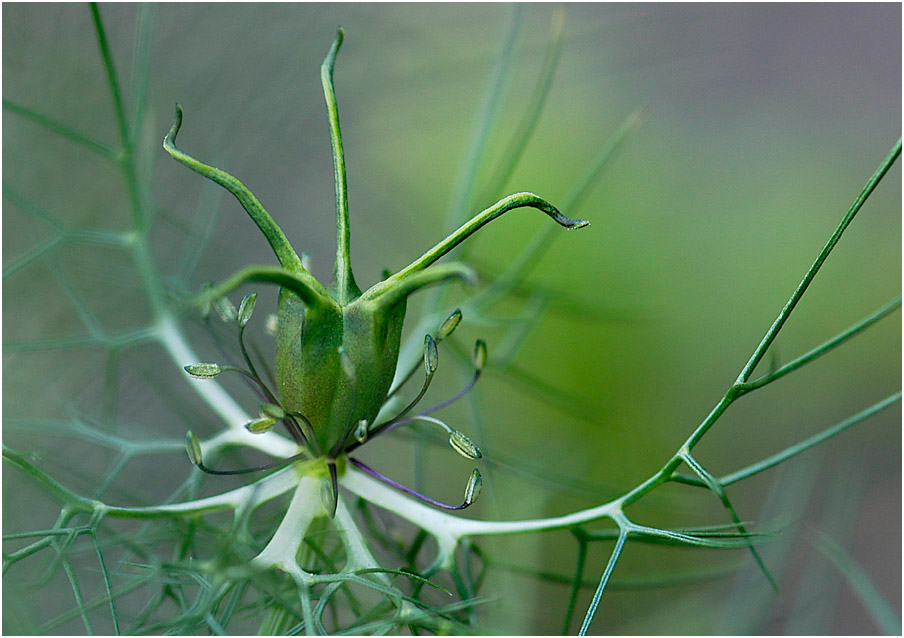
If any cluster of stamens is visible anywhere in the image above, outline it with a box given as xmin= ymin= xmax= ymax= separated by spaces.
xmin=185 ymin=302 xmax=486 ymax=515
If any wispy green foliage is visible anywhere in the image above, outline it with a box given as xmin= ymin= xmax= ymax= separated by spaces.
xmin=3 ymin=4 xmax=899 ymax=635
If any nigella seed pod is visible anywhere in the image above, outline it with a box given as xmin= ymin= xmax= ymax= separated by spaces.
xmin=164 ymin=28 xmax=588 ymax=462
xmin=184 ymin=363 xmax=222 ymax=379
xmin=438 ymin=308 xmax=462 ymax=339
xmin=464 ymin=469 xmax=482 ymax=505
xmin=449 ymin=430 xmax=481 ymax=460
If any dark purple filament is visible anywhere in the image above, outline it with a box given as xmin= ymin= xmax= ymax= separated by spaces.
xmin=349 ymin=457 xmax=468 ymax=510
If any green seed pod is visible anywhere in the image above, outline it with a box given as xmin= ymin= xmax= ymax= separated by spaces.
xmin=238 ymin=292 xmax=258 ymax=327
xmin=164 ymin=31 xmax=588 ymax=459
xmin=184 ymin=363 xmax=222 ymax=379
xmin=185 ymin=431 xmax=202 ymax=467
xmin=464 ymin=469 xmax=482 ymax=505
xmin=449 ymin=430 xmax=482 ymax=460
xmin=438 ymin=308 xmax=462 ymax=339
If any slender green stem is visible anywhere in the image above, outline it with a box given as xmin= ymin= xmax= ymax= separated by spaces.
xmin=563 ymin=533 xmax=588 ymax=634
xmin=90 ymin=2 xmax=145 ymax=235
xmin=720 ymin=392 xmax=901 ymax=486
xmin=90 ymin=3 xmax=129 ymax=155
xmin=473 ymin=104 xmax=645 ymax=311
xmin=90 ymin=533 xmax=121 ymax=635
xmin=2 ymin=446 xmax=99 ymax=513
xmin=734 ymin=138 xmax=902 ymax=386
xmin=579 ymin=526 xmax=627 ymax=636
xmin=163 ymin=104 xmax=304 ymax=272
xmin=3 ymin=99 xmax=119 ymax=159
xmin=445 ymin=6 xmax=525 ymax=233
xmin=680 ymin=452 xmax=776 ymax=589
xmin=812 ymin=531 xmax=902 ymax=635
xmin=321 ymin=28 xmax=358 ymax=303
xmin=477 ymin=6 xmax=565 ymax=204
xmin=738 ymin=296 xmax=901 ymax=394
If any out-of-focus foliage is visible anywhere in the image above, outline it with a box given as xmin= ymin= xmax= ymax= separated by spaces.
xmin=3 ymin=4 xmax=900 ymax=634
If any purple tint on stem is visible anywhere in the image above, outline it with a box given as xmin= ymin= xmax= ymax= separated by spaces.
xmin=418 ymin=371 xmax=480 ymax=417
xmin=349 ymin=457 xmax=468 ymax=510
xmin=371 ymin=371 xmax=481 ymax=439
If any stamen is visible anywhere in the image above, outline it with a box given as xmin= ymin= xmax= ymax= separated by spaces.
xmin=259 ymin=403 xmax=286 ymax=419
xmin=387 ymin=309 xmax=462 ymax=398
xmin=185 ymin=430 xmax=308 ymax=475
xmin=417 ymin=338 xmax=487 ymax=417
xmin=463 ymin=469 xmax=482 ymax=505
xmin=362 ymin=335 xmax=438 ymax=443
xmin=376 ymin=415 xmax=482 ymax=460
xmin=214 ymin=296 xmax=237 ymax=322
xmin=184 ymin=363 xmax=222 ymax=379
xmin=349 ymin=458 xmax=479 ymax=510
xmin=289 ymin=411 xmax=321 ymax=457
xmin=237 ymin=292 xmax=257 ymax=327
xmin=438 ymin=308 xmax=463 ymax=339
xmin=449 ymin=430 xmax=482 ymax=460
xmin=245 ymin=416 xmax=278 ymax=434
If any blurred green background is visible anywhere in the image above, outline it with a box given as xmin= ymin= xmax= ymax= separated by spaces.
xmin=3 ymin=3 xmax=900 ymax=634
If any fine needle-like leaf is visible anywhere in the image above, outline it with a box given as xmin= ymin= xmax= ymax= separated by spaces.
xmin=812 ymin=532 xmax=901 ymax=635
xmin=579 ymin=527 xmax=628 ymax=636
xmin=680 ymin=451 xmax=777 ymax=590
xmin=3 ymin=99 xmax=119 ymax=159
